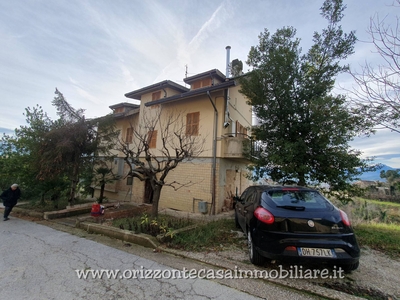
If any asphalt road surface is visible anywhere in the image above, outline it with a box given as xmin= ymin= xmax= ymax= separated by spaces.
xmin=0 ymin=217 xmax=319 ymax=300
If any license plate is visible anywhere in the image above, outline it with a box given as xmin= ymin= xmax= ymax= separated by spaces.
xmin=299 ymin=247 xmax=334 ymax=257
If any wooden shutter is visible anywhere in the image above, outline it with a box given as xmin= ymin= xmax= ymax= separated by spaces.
xmin=186 ymin=112 xmax=200 ymax=136
xmin=148 ymin=130 xmax=157 ymax=148
xmin=125 ymin=127 xmax=133 ymax=143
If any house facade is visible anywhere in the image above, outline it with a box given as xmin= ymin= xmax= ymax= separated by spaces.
xmin=99 ymin=68 xmax=254 ymax=214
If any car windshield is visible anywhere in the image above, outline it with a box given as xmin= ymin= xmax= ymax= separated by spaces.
xmin=264 ymin=189 xmax=332 ymax=210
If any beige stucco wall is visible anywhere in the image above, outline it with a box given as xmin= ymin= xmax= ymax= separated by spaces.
xmin=154 ymin=157 xmax=252 ymax=213
xmin=97 ymin=156 xmax=252 ymax=214
xmin=137 ymin=89 xmax=226 ymax=159
xmin=111 ymin=85 xmax=252 ymax=161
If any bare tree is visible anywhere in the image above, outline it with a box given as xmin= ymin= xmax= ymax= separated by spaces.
xmin=349 ymin=1 xmax=400 ymax=133
xmin=119 ymin=108 xmax=206 ymax=217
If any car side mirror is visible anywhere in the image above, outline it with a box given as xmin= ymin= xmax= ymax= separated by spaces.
xmin=232 ymin=196 xmax=241 ymax=209
xmin=233 ymin=196 xmax=241 ymax=203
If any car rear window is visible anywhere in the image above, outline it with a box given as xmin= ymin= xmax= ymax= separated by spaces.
xmin=263 ymin=189 xmax=333 ymax=210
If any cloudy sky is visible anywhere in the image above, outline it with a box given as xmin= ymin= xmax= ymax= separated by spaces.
xmin=0 ymin=0 xmax=399 ymax=167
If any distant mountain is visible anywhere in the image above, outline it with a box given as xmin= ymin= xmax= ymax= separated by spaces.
xmin=358 ymin=164 xmax=398 ymax=181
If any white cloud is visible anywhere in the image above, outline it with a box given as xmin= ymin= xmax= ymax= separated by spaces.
xmin=0 ymin=0 xmax=398 ymax=165
xmin=351 ymin=129 xmax=400 ymax=167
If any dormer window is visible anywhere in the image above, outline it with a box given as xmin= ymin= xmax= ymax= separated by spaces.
xmin=109 ymin=103 xmax=140 ymax=115
xmin=192 ymin=78 xmax=212 ymax=90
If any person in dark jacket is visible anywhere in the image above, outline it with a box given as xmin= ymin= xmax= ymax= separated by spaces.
xmin=1 ymin=184 xmax=21 ymax=221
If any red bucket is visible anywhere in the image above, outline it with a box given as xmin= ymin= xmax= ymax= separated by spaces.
xmin=91 ymin=204 xmax=104 ymax=216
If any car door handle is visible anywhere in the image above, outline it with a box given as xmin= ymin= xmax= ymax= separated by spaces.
xmin=243 ymin=210 xmax=248 ymax=213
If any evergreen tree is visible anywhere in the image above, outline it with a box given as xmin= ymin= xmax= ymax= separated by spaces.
xmin=240 ymin=0 xmax=372 ymax=198
xmin=37 ymin=89 xmax=118 ymax=205
xmin=0 ymin=105 xmax=69 ymax=201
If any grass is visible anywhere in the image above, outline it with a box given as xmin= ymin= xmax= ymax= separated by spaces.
xmin=111 ymin=214 xmax=245 ymax=252
xmin=331 ymin=196 xmax=400 ymax=258
xmin=354 ymin=222 xmax=400 ymax=259
xmin=362 ymin=198 xmax=400 ymax=208
xmin=335 ymin=196 xmax=400 ymax=225
xmin=166 ymin=218 xmax=245 ymax=251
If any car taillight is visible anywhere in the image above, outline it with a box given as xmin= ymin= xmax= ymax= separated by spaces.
xmin=340 ymin=209 xmax=351 ymax=226
xmin=285 ymin=246 xmax=297 ymax=252
xmin=254 ymin=207 xmax=275 ymax=224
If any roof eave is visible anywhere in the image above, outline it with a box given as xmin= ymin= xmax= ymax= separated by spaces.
xmin=145 ymin=80 xmax=236 ymax=107
xmin=109 ymin=102 xmax=140 ymax=110
xmin=125 ymin=80 xmax=189 ymax=100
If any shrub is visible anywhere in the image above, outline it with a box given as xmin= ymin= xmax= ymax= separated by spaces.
xmin=112 ymin=213 xmax=194 ymax=237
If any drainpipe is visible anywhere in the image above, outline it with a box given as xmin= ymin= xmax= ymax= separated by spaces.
xmin=224 ymin=89 xmax=235 ymax=134
xmin=207 ymin=91 xmax=217 ymax=215
xmin=224 ymin=46 xmax=234 ymax=134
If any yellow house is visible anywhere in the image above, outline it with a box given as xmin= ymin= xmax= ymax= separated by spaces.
xmin=101 ymin=68 xmax=254 ymax=214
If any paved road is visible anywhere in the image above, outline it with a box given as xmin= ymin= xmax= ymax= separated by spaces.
xmin=0 ymin=217 xmax=318 ymax=300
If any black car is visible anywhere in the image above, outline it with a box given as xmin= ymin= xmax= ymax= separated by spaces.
xmin=234 ymin=185 xmax=360 ymax=271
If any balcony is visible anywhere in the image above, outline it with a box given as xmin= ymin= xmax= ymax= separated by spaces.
xmin=221 ymin=135 xmax=262 ymax=161
xmin=220 ymin=135 xmax=249 ymax=160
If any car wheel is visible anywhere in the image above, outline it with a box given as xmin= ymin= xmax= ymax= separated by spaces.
xmin=342 ymin=261 xmax=359 ymax=273
xmin=234 ymin=211 xmax=240 ymax=229
xmin=247 ymin=230 xmax=265 ymax=266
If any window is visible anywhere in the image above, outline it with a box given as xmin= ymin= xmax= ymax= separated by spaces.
xmin=236 ymin=121 xmax=247 ymax=137
xmin=239 ymin=187 xmax=257 ymax=204
xmin=117 ymin=158 xmax=124 ymax=176
xmin=125 ymin=127 xmax=133 ymax=143
xmin=152 ymin=91 xmax=161 ymax=101
xmin=264 ymin=190 xmax=333 ymax=211
xmin=148 ymin=130 xmax=157 ymax=148
xmin=186 ymin=112 xmax=200 ymax=136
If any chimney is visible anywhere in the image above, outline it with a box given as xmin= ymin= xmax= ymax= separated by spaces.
xmin=225 ymin=46 xmax=231 ymax=78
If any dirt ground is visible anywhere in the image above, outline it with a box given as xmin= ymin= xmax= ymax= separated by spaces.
xmin=338 ymin=247 xmax=400 ymax=299
xmin=198 ymin=237 xmax=400 ymax=300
